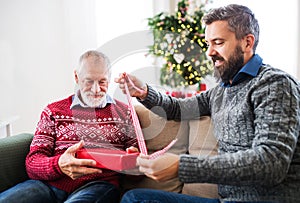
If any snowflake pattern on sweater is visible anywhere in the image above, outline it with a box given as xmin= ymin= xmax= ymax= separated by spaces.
xmin=25 ymin=95 xmax=137 ymax=193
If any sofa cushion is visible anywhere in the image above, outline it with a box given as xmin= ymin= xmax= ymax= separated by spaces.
xmin=181 ymin=116 xmax=219 ymax=198
xmin=121 ymin=105 xmax=189 ymax=193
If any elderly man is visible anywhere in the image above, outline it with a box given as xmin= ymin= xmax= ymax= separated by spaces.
xmin=0 ymin=50 xmax=137 ymax=203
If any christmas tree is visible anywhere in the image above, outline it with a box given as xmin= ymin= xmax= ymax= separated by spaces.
xmin=148 ymin=0 xmax=213 ymax=88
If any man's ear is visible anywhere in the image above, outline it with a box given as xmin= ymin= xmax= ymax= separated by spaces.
xmin=244 ymin=34 xmax=255 ymax=51
xmin=74 ymin=70 xmax=79 ymax=84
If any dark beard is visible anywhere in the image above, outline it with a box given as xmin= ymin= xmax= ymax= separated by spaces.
xmin=213 ymin=45 xmax=244 ymax=84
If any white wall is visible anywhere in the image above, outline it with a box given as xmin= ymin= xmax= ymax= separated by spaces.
xmin=0 ymin=0 xmax=98 ymax=135
xmin=94 ymin=0 xmax=157 ymax=101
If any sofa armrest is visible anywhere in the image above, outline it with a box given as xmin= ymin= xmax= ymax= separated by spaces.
xmin=0 ymin=133 xmax=33 ymax=192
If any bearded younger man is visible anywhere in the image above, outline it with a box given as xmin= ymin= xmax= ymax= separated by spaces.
xmin=117 ymin=4 xmax=300 ymax=203
xmin=0 ymin=50 xmax=138 ymax=203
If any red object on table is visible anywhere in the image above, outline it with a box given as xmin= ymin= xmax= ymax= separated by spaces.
xmin=199 ymin=83 xmax=206 ymax=91
xmin=77 ymin=148 xmax=139 ymax=171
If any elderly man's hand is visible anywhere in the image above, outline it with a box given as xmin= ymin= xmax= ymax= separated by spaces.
xmin=137 ymin=153 xmax=179 ymax=182
xmin=58 ymin=140 xmax=102 ymax=180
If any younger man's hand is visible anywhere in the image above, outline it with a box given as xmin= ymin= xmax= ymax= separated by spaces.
xmin=114 ymin=73 xmax=148 ymax=100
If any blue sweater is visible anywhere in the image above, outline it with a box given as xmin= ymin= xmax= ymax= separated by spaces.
xmin=141 ymin=63 xmax=300 ymax=202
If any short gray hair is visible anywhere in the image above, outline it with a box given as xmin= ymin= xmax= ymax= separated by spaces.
xmin=77 ymin=50 xmax=111 ymax=79
xmin=203 ymin=4 xmax=260 ymax=52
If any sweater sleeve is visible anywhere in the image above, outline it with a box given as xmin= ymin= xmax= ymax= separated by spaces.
xmin=26 ymin=107 xmax=64 ymax=181
xmin=178 ymin=73 xmax=300 ymax=187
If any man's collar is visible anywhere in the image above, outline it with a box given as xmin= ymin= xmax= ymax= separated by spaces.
xmin=70 ymin=91 xmax=115 ymax=109
xmin=221 ymin=54 xmax=263 ymax=87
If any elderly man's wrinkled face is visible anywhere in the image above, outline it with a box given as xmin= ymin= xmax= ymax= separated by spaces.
xmin=75 ymin=56 xmax=109 ymax=108
xmin=205 ymin=21 xmax=245 ymax=84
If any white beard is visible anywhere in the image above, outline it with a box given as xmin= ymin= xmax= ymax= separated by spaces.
xmin=80 ymin=90 xmax=107 ymax=108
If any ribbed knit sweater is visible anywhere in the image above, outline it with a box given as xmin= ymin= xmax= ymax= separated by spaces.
xmin=141 ymin=65 xmax=300 ymax=202
xmin=25 ymin=95 xmax=137 ymax=193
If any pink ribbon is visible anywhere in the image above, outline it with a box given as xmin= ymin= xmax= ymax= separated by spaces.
xmin=123 ymin=73 xmax=177 ymax=159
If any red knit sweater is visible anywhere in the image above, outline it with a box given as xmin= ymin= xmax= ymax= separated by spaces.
xmin=25 ymin=95 xmax=137 ymax=193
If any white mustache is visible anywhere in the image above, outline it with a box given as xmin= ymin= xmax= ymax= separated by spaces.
xmin=86 ymin=92 xmax=105 ymax=97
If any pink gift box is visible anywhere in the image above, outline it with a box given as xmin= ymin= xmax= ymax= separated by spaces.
xmin=77 ymin=148 xmax=139 ymax=171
